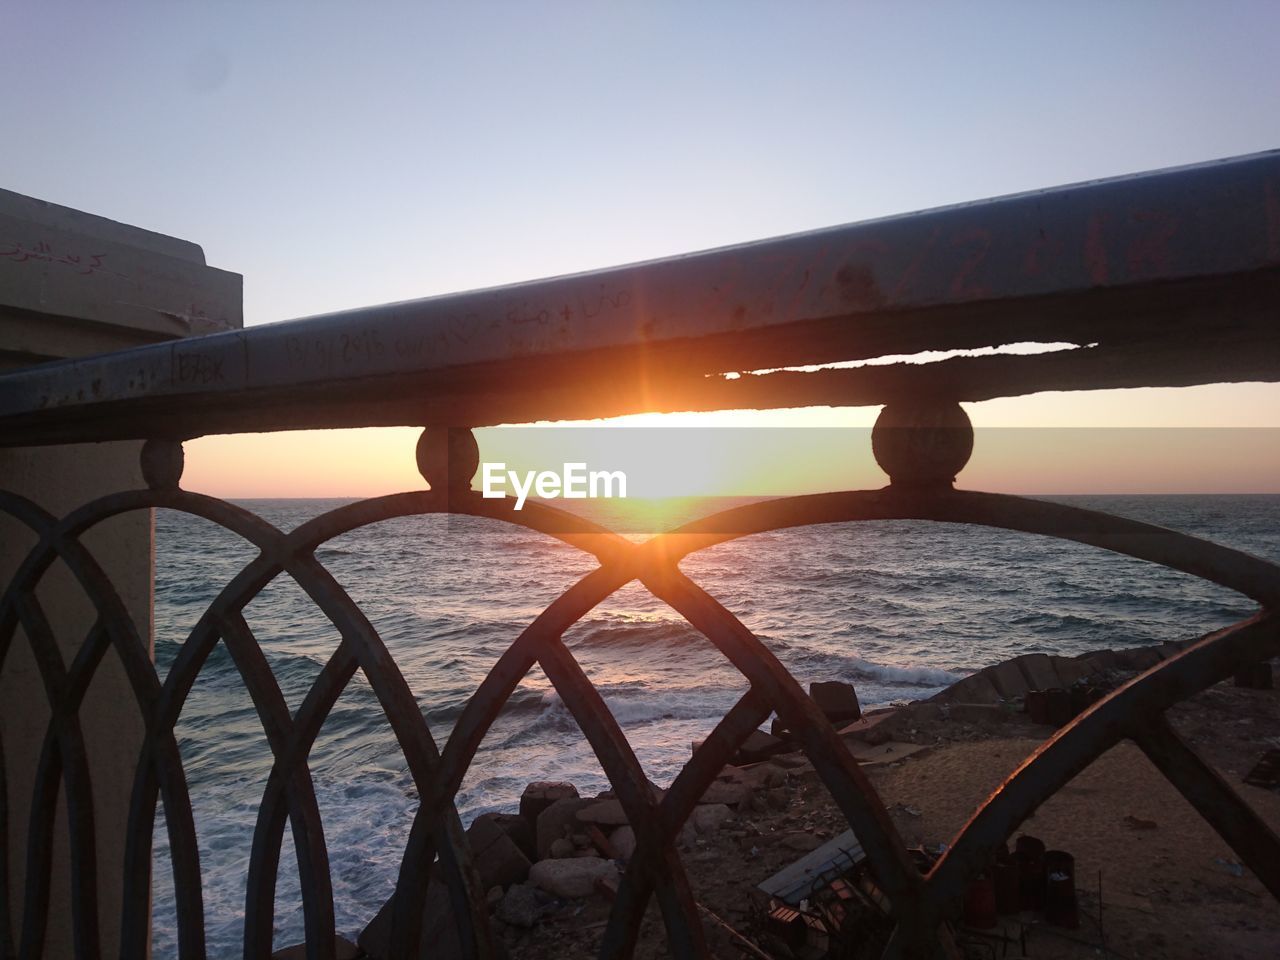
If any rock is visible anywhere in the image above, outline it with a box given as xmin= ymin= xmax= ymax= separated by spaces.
xmin=700 ymin=780 xmax=747 ymax=806
xmin=943 ymin=702 xmax=1006 ymax=725
xmin=1017 ymin=653 xmax=1059 ymax=692
xmin=467 ymin=815 xmax=531 ymax=889
xmin=766 ymin=788 xmax=789 ymax=810
xmin=780 ymin=832 xmax=824 ymax=853
xmin=486 ymin=885 xmax=503 ymax=906
xmin=782 ymin=758 xmax=818 ymax=781
xmin=549 ymin=837 xmax=574 ymax=859
xmin=1235 ymin=660 xmax=1274 ymax=689
xmin=520 ymin=781 xmax=579 ymax=832
xmin=845 ymin=740 xmax=930 ymax=765
xmin=692 ymin=803 xmax=732 ymax=834
xmin=576 ymin=798 xmax=629 ymax=826
xmin=934 ymin=672 xmax=1002 ymax=705
xmin=810 ymin=680 xmax=862 ymax=724
xmin=476 ymin=811 xmax=536 ymax=862
xmin=582 ymin=823 xmax=617 ymax=858
xmin=597 ymin=870 xmax=620 ymax=899
xmin=733 ymin=730 xmax=788 ymax=765
xmin=746 ymin=763 xmax=788 ymax=789
xmin=699 ymin=761 xmax=788 ymax=808
xmin=496 ymin=882 xmax=555 ymax=928
xmin=838 ymin=712 xmax=897 ymax=745
xmin=1053 ymin=655 xmax=1095 ymax=688
xmin=766 ymin=752 xmax=809 ymax=770
xmin=536 ymin=797 xmax=593 ymax=859
xmin=272 ymin=935 xmax=361 ymax=959
xmin=986 ymin=660 xmax=1028 ymax=699
xmin=1080 ymin=650 xmax=1124 ymax=676
xmin=359 ymin=878 xmax=507 ymax=960
xmin=529 ymin=857 xmax=619 ymax=899
xmin=1116 ymin=646 xmax=1162 ymax=671
xmin=593 ymin=780 xmax=664 ymax=801
xmin=610 ymin=825 xmax=637 ymax=860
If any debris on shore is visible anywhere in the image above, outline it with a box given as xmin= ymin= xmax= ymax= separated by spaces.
xmin=274 ymin=644 xmax=1280 ymax=959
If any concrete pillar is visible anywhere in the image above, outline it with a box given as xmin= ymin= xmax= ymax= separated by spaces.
xmin=0 ymin=188 xmax=241 ymax=958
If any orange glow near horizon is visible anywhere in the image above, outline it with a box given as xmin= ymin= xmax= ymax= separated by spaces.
xmin=181 ymin=382 xmax=1280 ymax=500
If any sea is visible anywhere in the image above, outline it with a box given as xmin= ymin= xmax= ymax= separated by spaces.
xmin=151 ymin=494 xmax=1280 ymax=956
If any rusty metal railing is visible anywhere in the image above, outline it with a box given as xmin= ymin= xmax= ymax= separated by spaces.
xmin=3 ymin=150 xmax=1280 ymax=959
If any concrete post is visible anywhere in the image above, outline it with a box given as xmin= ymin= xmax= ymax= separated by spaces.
xmin=0 ymin=188 xmax=241 ymax=958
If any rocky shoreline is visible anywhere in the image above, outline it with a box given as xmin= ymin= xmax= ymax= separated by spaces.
xmin=275 ymin=640 xmax=1280 ymax=959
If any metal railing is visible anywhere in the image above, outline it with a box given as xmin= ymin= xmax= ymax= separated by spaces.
xmin=3 ymin=151 xmax=1280 ymax=959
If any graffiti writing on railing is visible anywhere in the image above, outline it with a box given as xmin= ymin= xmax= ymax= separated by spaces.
xmin=174 ymin=351 xmax=225 ymax=385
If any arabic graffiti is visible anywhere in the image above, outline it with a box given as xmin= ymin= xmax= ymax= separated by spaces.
xmin=0 ymin=238 xmax=126 ymax=279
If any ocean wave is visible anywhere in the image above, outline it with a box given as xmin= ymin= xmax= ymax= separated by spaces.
xmin=497 ymin=683 xmax=735 ymax=745
xmin=565 ymin=615 xmax=701 ymax=649
xmin=1009 ymin=611 xmax=1100 ymax=630
xmin=844 ymin=656 xmax=966 ymax=688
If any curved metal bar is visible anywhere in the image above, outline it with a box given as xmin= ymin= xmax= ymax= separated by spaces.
xmin=17 ymin=734 xmax=59 ymax=960
xmin=0 ymin=491 xmax=64 ymax=678
xmin=273 ymin=553 xmax=491 ymax=960
xmin=392 ymin=565 xmax=634 ymax=946
xmin=119 ymin=735 xmax=204 ymax=960
xmin=1133 ymin=716 xmax=1280 ymax=900
xmin=18 ymin=622 xmax=111 ymax=960
xmin=9 ymin=474 xmax=1280 ymax=960
xmin=123 ymin=505 xmax=350 ymax=959
xmin=648 ymin=488 xmax=1280 ymax=605
xmin=246 ymin=641 xmax=358 ymax=959
xmin=13 ymin=595 xmax=100 ymax=960
xmin=0 ymin=597 xmax=14 ymax=960
xmin=0 ymin=729 xmax=10 ymax=960
xmin=0 ymin=486 xmax=673 ymax=960
xmin=94 ymin=490 xmax=509 ymax=958
xmin=0 ymin=523 xmax=46 ymax=960
xmin=63 ymin=497 xmax=270 ymax=960
xmin=927 ymin=611 xmax=1280 ymax=910
xmin=640 ymin=569 xmax=927 ymax=934
xmin=216 ymin=613 xmax=335 ymax=960
xmin=639 ymin=485 xmax=1280 ymax=954
xmin=657 ymin=688 xmax=773 ymax=839
xmin=220 ymin=493 xmax=633 ymax=957
xmin=0 ymin=486 xmax=365 ymax=958
xmin=0 ymin=490 xmax=210 ymax=960
xmin=52 ymin=488 xmax=626 ymax=959
xmin=0 ymin=488 xmax=601 ymax=960
xmin=17 ymin=488 xmax=422 ymax=959
xmin=535 ymin=638 xmax=708 ymax=959
xmin=279 ymin=489 xmax=630 ymax=565
xmin=600 ymin=688 xmax=772 ymax=960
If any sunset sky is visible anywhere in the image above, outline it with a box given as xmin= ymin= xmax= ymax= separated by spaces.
xmin=5 ymin=2 xmax=1280 ymax=497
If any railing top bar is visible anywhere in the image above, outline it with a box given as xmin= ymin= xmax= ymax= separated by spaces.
xmin=4 ymin=150 xmax=1280 ymax=444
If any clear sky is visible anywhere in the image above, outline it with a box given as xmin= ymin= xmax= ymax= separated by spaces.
xmin=5 ymin=1 xmax=1280 ymax=496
